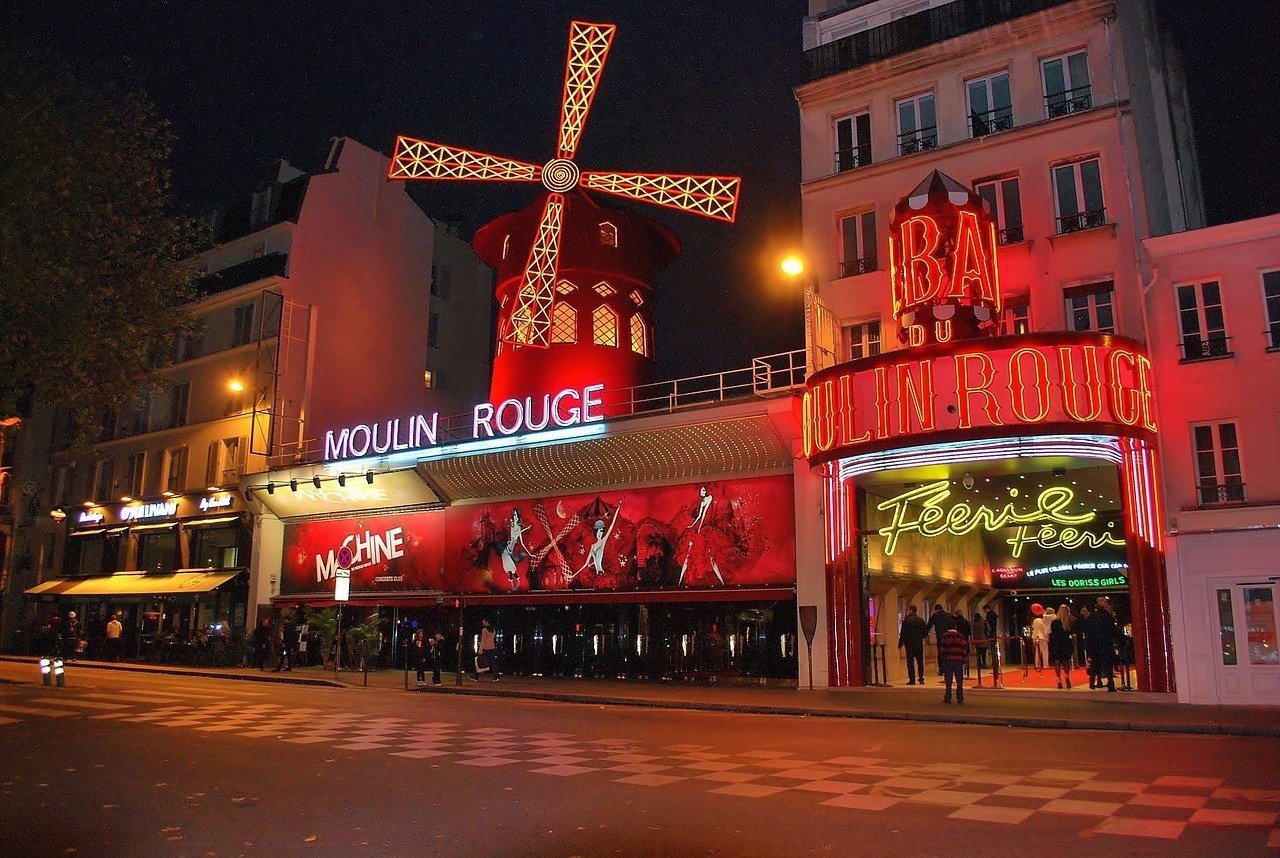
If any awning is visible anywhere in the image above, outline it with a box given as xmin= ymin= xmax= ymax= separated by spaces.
xmin=183 ymin=515 xmax=243 ymax=528
xmin=25 ymin=570 xmax=242 ymax=597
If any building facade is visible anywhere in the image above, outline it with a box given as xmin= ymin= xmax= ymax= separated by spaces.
xmin=1144 ymin=214 xmax=1280 ymax=705
xmin=793 ymin=0 xmax=1203 ymax=691
xmin=6 ymin=137 xmax=492 ymax=658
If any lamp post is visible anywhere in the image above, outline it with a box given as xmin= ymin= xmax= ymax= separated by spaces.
xmin=334 ymin=567 xmax=350 ymax=680
xmin=780 ymin=255 xmax=825 ymax=375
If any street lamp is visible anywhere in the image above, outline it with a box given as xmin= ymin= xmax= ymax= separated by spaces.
xmin=227 ymin=378 xmax=246 ymax=394
xmin=780 ymin=255 xmax=827 ymax=375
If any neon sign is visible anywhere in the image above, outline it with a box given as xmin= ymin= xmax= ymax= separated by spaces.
xmin=120 ymin=501 xmax=178 ymax=522
xmin=314 ymin=527 xmax=405 ymax=583
xmin=78 ymin=510 xmax=104 ymax=525
xmin=802 ymin=333 xmax=1157 ymax=464
xmin=322 ymin=383 xmax=606 ymax=462
xmin=875 ymin=480 xmax=1126 ymax=558
xmin=198 ymin=493 xmax=233 ymax=512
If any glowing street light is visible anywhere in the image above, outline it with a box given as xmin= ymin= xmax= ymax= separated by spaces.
xmin=779 ymin=255 xmax=806 ymax=278
xmin=227 ymin=378 xmax=246 ymax=394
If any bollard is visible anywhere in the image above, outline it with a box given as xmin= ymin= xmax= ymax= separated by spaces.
xmin=54 ymin=658 xmax=65 ymax=687
xmin=40 ymin=657 xmax=51 ymax=686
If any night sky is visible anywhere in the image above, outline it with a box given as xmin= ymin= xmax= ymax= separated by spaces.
xmin=8 ymin=1 xmax=1277 ymax=381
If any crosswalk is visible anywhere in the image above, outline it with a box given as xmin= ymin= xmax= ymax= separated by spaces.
xmin=1 ymin=682 xmax=1278 ymax=847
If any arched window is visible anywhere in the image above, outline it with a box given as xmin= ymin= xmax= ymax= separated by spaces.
xmin=592 ymin=305 xmax=618 ymax=347
xmin=551 ymin=302 xmax=577 ymax=344
xmin=599 ymin=222 xmax=617 ymax=247
xmin=630 ymin=314 xmax=648 ymax=356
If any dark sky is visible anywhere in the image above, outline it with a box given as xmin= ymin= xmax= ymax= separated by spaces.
xmin=8 ymin=1 xmax=1278 ymax=381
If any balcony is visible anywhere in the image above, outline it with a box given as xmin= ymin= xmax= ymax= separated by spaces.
xmin=997 ymin=225 xmax=1025 ymax=244
xmin=1198 ymin=481 xmax=1246 ymax=506
xmin=1179 ymin=334 xmax=1232 ymax=363
xmin=1056 ymin=208 xmax=1108 ymax=234
xmin=835 ymin=145 xmax=873 ymax=174
xmin=1267 ymin=326 xmax=1280 ymax=351
xmin=840 ymin=256 xmax=879 ymax=278
xmin=970 ymin=107 xmax=1014 ymax=138
xmin=197 ymin=252 xmax=288 ymax=297
xmin=1045 ymin=85 xmax=1093 ymax=118
xmin=803 ymin=0 xmax=1073 ymax=83
xmin=898 ymin=128 xmax=939 ymax=156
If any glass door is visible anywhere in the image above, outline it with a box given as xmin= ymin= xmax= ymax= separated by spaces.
xmin=1212 ymin=582 xmax=1280 ymax=702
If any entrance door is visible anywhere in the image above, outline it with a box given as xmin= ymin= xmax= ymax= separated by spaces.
xmin=1210 ymin=581 xmax=1280 ymax=703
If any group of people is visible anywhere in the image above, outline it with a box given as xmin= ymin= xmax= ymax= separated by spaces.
xmin=41 ymin=610 xmax=124 ymax=661
xmin=898 ymin=604 xmax=998 ymax=704
xmin=410 ymin=628 xmax=448 ymax=685
xmin=1030 ymin=597 xmax=1123 ymax=692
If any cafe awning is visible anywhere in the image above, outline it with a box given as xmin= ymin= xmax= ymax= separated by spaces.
xmin=25 ymin=570 xmax=242 ymax=598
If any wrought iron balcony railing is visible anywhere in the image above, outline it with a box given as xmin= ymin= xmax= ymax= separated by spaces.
xmin=835 ymin=146 xmax=873 ymax=173
xmin=1179 ymin=334 xmax=1232 ymax=362
xmin=803 ymin=0 xmax=1073 ymax=83
xmin=997 ymin=225 xmax=1025 ymax=244
xmin=1198 ymin=481 xmax=1246 ymax=505
xmin=970 ymin=107 xmax=1014 ymax=138
xmin=840 ymin=255 xmax=879 ymax=277
xmin=1045 ymin=85 xmax=1093 ymax=118
xmin=898 ymin=128 xmax=939 ymax=156
xmin=1056 ymin=208 xmax=1108 ymax=234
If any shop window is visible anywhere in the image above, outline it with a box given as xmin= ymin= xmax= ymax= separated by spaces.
xmin=551 ymin=303 xmax=577 ymax=344
xmin=190 ymin=525 xmax=241 ymax=569
xmin=164 ymin=446 xmax=188 ymax=493
xmin=1176 ymin=281 xmax=1229 ymax=360
xmin=967 ymin=71 xmax=1013 ymax=137
xmin=1064 ymin=281 xmax=1115 ymax=333
xmin=592 ymin=305 xmax=618 ymax=347
xmin=840 ymin=209 xmax=877 ymax=277
xmin=1193 ymin=422 xmax=1245 ymax=504
xmin=1042 ymin=50 xmax=1091 ymax=118
xmin=1262 ymin=270 xmax=1280 ymax=349
xmin=1052 ymin=157 xmax=1106 ymax=233
xmin=835 ymin=111 xmax=872 ymax=172
xmin=598 ymin=222 xmax=617 ymax=247
xmin=975 ymin=176 xmax=1024 ymax=244
xmin=896 ymin=91 xmax=937 ymax=155
xmin=1001 ymin=299 xmax=1031 ymax=335
xmin=842 ymin=321 xmax=881 ymax=360
xmin=232 ymin=303 xmax=256 ymax=347
xmin=137 ymin=528 xmax=179 ymax=572
xmin=630 ymin=315 xmax=648 ymax=356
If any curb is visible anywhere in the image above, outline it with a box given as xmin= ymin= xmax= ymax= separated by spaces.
xmin=0 ymin=655 xmax=345 ymax=688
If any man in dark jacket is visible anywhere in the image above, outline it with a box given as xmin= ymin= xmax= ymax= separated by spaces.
xmin=983 ymin=605 xmax=999 ymax=671
xmin=923 ymin=604 xmax=955 ymax=675
xmin=898 ymin=606 xmax=928 ymax=685
xmin=1090 ymin=598 xmax=1118 ymax=692
xmin=276 ymin=614 xmax=296 ymax=672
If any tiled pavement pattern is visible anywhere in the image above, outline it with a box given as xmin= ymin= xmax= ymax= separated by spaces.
xmin=4 ymin=687 xmax=1279 ymax=847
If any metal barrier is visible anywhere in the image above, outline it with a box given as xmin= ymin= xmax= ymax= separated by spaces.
xmin=868 ymin=643 xmax=889 ymax=687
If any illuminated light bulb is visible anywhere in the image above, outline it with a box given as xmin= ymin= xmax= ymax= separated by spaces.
xmin=227 ymin=378 xmax=246 ymax=394
xmin=780 ymin=256 xmax=806 ymax=277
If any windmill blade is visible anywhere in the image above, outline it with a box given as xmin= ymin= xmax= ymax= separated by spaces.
xmin=583 ymin=171 xmax=741 ymax=222
xmin=388 ymin=136 xmax=540 ymax=182
xmin=556 ymin=21 xmax=616 ymax=160
xmin=505 ymin=194 xmax=565 ymax=349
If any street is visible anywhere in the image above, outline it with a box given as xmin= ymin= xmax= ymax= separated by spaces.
xmin=0 ymin=663 xmax=1277 ymax=857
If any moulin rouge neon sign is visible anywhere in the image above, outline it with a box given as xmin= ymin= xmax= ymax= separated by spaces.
xmin=876 ymin=480 xmax=1126 ymax=557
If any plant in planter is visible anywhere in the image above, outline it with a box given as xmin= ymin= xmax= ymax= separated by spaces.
xmin=344 ymin=615 xmax=384 ymax=687
xmin=305 ymin=608 xmax=338 ymax=670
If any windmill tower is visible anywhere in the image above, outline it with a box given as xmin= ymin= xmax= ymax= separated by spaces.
xmin=389 ymin=21 xmax=740 ymax=409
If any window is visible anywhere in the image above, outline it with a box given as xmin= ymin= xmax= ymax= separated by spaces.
xmin=1262 ymin=270 xmax=1280 ymax=349
xmin=592 ymin=281 xmax=615 ymax=297
xmin=1043 ymin=51 xmax=1091 ymax=118
xmin=1242 ymin=588 xmax=1279 ymax=665
xmin=251 ymin=242 xmax=265 ymax=260
xmin=1065 ymin=281 xmax=1115 ymax=333
xmin=93 ymin=459 xmax=115 ymax=501
xmin=131 ymin=394 xmax=152 ymax=436
xmin=430 ymin=264 xmax=451 ymax=298
xmin=896 ymin=92 xmax=937 ymax=155
xmin=1000 ymin=298 xmax=1031 ymax=335
xmin=592 ymin=305 xmax=618 ymax=347
xmin=839 ymin=209 xmax=877 ymax=276
xmin=52 ymin=464 xmax=69 ymax=507
xmin=551 ymin=303 xmax=577 ymax=344
xmin=1193 ymin=422 xmax=1244 ymax=504
xmin=629 ymin=290 xmax=644 ymax=306
xmin=137 ymin=528 xmax=179 ymax=572
xmin=190 ymin=525 xmax=241 ymax=569
xmin=232 ymin=303 xmax=256 ymax=347
xmin=835 ymin=111 xmax=872 ymax=172
xmin=1176 ymin=281 xmax=1229 ymax=360
xmin=249 ymin=187 xmax=273 ymax=227
xmin=975 ymin=177 xmax=1024 ymax=244
xmin=843 ymin=321 xmax=881 ymax=360
xmin=121 ymin=452 xmax=145 ymax=498
xmin=204 ymin=437 xmax=243 ymax=487
xmin=168 ymin=382 xmax=190 ymax=429
xmin=164 ymin=446 xmax=188 ymax=493
xmin=967 ymin=71 xmax=1012 ymax=137
xmin=598 ymin=222 xmax=617 ymax=247
xmin=428 ymin=312 xmax=440 ymax=349
xmin=1216 ymin=589 xmax=1238 ymax=665
xmin=423 ymin=369 xmax=435 ymax=390
xmin=556 ymin=281 xmax=575 ymax=295
xmin=1052 ymin=158 xmax=1106 ymax=233
xmin=630 ymin=315 xmax=648 ymax=356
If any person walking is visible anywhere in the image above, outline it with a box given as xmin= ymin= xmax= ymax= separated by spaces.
xmin=275 ymin=614 xmax=296 ymax=672
xmin=898 ymin=605 xmax=928 ymax=685
xmin=1090 ymin=597 xmax=1119 ymax=692
xmin=469 ymin=617 xmax=500 ymax=681
xmin=1031 ymin=608 xmax=1052 ymax=672
xmin=105 ymin=612 xmax=123 ymax=662
xmin=1048 ymin=603 xmax=1075 ymax=689
xmin=1078 ymin=605 xmax=1098 ymax=688
xmin=983 ymin=605 xmax=999 ymax=673
xmin=253 ymin=617 xmax=271 ymax=670
xmin=429 ymin=631 xmax=445 ymax=686
xmin=65 ymin=612 xmax=82 ymax=661
xmin=411 ymin=629 xmax=428 ymax=686
xmin=972 ymin=610 xmax=986 ymax=669
xmin=923 ymin=604 xmax=954 ymax=676
xmin=939 ymin=625 xmax=969 ymax=704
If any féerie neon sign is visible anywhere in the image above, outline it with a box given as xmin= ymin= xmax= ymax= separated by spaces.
xmin=876 ymin=480 xmax=1125 ymax=557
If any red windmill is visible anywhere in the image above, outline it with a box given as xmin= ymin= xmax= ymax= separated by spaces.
xmin=389 ymin=20 xmax=741 ymax=409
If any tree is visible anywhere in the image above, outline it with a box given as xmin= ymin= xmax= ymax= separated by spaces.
xmin=0 ymin=50 xmax=202 ymax=442
xmin=345 ymin=615 xmax=384 ymax=687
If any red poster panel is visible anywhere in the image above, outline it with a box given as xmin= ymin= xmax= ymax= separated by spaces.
xmin=448 ymin=475 xmax=796 ymax=595
xmin=281 ymin=512 xmax=446 ymax=596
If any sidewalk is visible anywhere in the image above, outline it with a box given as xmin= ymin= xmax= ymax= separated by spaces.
xmin=4 ymin=655 xmax=1277 ymax=738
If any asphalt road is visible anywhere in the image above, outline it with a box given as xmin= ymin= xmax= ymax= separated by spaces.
xmin=0 ymin=663 xmax=1277 ymax=857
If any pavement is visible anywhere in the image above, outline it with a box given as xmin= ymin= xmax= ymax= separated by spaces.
xmin=3 ymin=654 xmax=1277 ymax=738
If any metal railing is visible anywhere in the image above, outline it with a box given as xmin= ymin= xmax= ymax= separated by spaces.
xmin=1198 ymin=481 xmax=1246 ymax=505
xmin=970 ymin=107 xmax=1014 ymax=137
xmin=1056 ymin=208 xmax=1108 ymax=234
xmin=840 ymin=255 xmax=878 ymax=277
xmin=1179 ymin=334 xmax=1231 ymax=361
xmin=898 ymin=127 xmax=939 ymax=155
xmin=1266 ymin=327 xmax=1280 ymax=350
xmin=1045 ymin=84 xmax=1093 ymax=118
xmin=835 ymin=146 xmax=873 ymax=173
xmin=803 ymin=0 xmax=1073 ymax=83
xmin=997 ymin=225 xmax=1025 ymax=245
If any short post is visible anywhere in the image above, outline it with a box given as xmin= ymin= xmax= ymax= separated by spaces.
xmin=798 ymin=606 xmax=818 ymax=692
xmin=403 ymin=638 xmax=410 ymax=691
xmin=54 ymin=658 xmax=65 ymax=687
xmin=455 ymin=595 xmax=465 ymax=686
xmin=40 ymin=657 xmax=51 ymax=686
